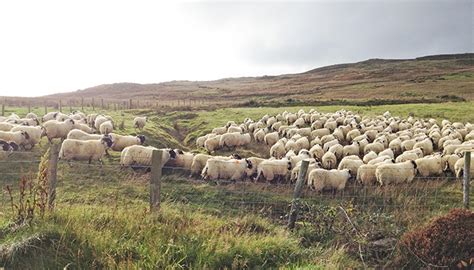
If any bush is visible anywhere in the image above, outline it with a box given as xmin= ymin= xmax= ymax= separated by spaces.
xmin=400 ymin=209 xmax=474 ymax=268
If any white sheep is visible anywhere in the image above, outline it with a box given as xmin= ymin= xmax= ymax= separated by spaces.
xmin=375 ymin=160 xmax=417 ymax=185
xmin=322 ymin=151 xmax=337 ymax=169
xmin=202 ymin=158 xmax=253 ymax=181
xmin=270 ymin=140 xmax=287 ymax=159
xmin=454 ymin=157 xmax=474 ymax=178
xmin=109 ymin=133 xmax=145 ymax=151
xmin=364 ymin=141 xmax=384 ymax=155
xmin=0 ymin=130 xmax=30 ymax=148
xmin=120 ymin=145 xmax=176 ymax=168
xmin=415 ymin=155 xmax=443 ymax=177
xmin=212 ymin=126 xmax=227 ymax=135
xmin=204 ymin=135 xmax=222 ymax=154
xmin=59 ymin=137 xmax=113 ymax=164
xmin=42 ymin=111 xmax=59 ymax=122
xmin=264 ymin=132 xmax=279 ymax=146
xmin=166 ymin=150 xmax=195 ymax=171
xmin=256 ymin=158 xmax=292 ymax=182
xmin=413 ymin=138 xmax=434 ymax=156
xmin=337 ymin=156 xmax=364 ymax=178
xmin=0 ymin=122 xmax=16 ymax=131
xmin=43 ymin=119 xmax=75 ymax=142
xmin=343 ymin=142 xmax=360 ymax=157
xmin=307 ymin=169 xmax=350 ymax=192
xmin=99 ymin=120 xmax=113 ymax=135
xmin=67 ymin=129 xmax=104 ymax=140
xmin=25 ymin=112 xmax=38 ymax=120
xmin=133 ymin=116 xmax=147 ymax=130
xmin=10 ymin=125 xmax=45 ymax=149
xmin=395 ymin=152 xmax=419 ymax=163
xmin=378 ymin=148 xmax=394 ymax=159
xmin=309 ymin=144 xmax=324 ymax=161
xmin=254 ymin=129 xmax=266 ymax=143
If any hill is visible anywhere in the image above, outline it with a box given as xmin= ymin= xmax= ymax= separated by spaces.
xmin=7 ymin=53 xmax=474 ymax=107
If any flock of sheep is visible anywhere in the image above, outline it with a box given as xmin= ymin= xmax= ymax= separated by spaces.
xmin=1 ymin=108 xmax=473 ymax=192
xmin=190 ymin=109 xmax=474 ymax=191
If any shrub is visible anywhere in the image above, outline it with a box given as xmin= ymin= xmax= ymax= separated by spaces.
xmin=400 ymin=208 xmax=474 ymax=268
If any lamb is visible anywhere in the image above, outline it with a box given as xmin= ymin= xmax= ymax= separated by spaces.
xmin=43 ymin=119 xmax=75 ymax=142
xmin=133 ymin=116 xmax=147 ymax=130
xmin=59 ymin=137 xmax=113 ymax=164
xmin=322 ymin=151 xmax=337 ymax=169
xmin=307 ymin=169 xmax=350 ymax=192
xmin=0 ymin=130 xmax=30 ymax=148
xmin=337 ymin=156 xmax=364 ymax=178
xmin=109 ymin=133 xmax=145 ymax=151
xmin=264 ymin=132 xmax=280 ymax=146
xmin=415 ymin=155 xmax=443 ymax=177
xmin=99 ymin=120 xmax=113 ymax=135
xmin=255 ymin=158 xmax=292 ymax=182
xmin=202 ymin=158 xmax=253 ymax=181
xmin=120 ymin=145 xmax=176 ymax=168
xmin=375 ymin=160 xmax=417 ymax=185
xmin=204 ymin=135 xmax=222 ymax=154
xmin=10 ymin=125 xmax=45 ymax=149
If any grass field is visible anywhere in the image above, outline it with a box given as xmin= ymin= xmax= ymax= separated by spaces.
xmin=1 ymin=102 xmax=473 ymax=268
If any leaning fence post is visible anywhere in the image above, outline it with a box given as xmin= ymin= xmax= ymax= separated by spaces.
xmin=150 ymin=149 xmax=163 ymax=212
xmin=288 ymin=160 xmax=309 ymax=229
xmin=48 ymin=143 xmax=60 ymax=210
xmin=464 ymin=151 xmax=471 ymax=209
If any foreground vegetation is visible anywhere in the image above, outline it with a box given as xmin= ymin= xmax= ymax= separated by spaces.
xmin=1 ymin=102 xmax=473 ymax=268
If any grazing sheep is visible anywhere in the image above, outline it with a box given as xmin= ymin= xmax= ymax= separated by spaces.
xmin=59 ymin=137 xmax=113 ymax=164
xmin=270 ymin=139 xmax=287 ymax=159
xmin=196 ymin=134 xmax=214 ymax=148
xmin=0 ymin=130 xmax=30 ymax=148
xmin=307 ymin=169 xmax=351 ymax=192
xmin=415 ymin=155 xmax=443 ymax=177
xmin=109 ymin=133 xmax=145 ymax=151
xmin=328 ymin=143 xmax=343 ymax=161
xmin=254 ymin=129 xmax=266 ymax=143
xmin=74 ymin=122 xmax=95 ymax=133
xmin=220 ymin=132 xmax=251 ymax=148
xmin=18 ymin=118 xmax=39 ymax=126
xmin=322 ymin=151 xmax=337 ymax=169
xmin=67 ymin=129 xmax=105 ymax=141
xmin=99 ymin=120 xmax=113 ymax=135
xmin=256 ymin=159 xmax=292 ymax=182
xmin=357 ymin=164 xmax=378 ymax=185
xmin=413 ymin=138 xmax=434 ymax=156
xmin=389 ymin=138 xmax=402 ymax=156
xmin=454 ymin=157 xmax=474 ymax=178
xmin=290 ymin=162 xmax=319 ymax=183
xmin=337 ymin=156 xmax=364 ymax=178
xmin=401 ymin=139 xmax=417 ymax=151
xmin=364 ymin=141 xmax=384 ymax=155
xmin=295 ymin=137 xmax=310 ymax=151
xmin=133 ymin=116 xmax=147 ymax=130
xmin=204 ymin=135 xmax=222 ymax=154
xmin=202 ymin=158 xmax=253 ymax=181
xmin=10 ymin=125 xmax=45 ymax=149
xmin=43 ymin=119 xmax=75 ymax=142
xmin=442 ymin=153 xmax=462 ymax=175
xmin=375 ymin=160 xmax=417 ymax=185
xmin=311 ymin=128 xmax=331 ymax=139
xmin=264 ymin=132 xmax=280 ymax=146
xmin=120 ymin=145 xmax=176 ymax=167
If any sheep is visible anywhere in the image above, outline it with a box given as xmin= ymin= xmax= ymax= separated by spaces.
xmin=196 ymin=134 xmax=214 ymax=148
xmin=10 ymin=125 xmax=45 ymax=149
xmin=191 ymin=154 xmax=213 ymax=176
xmin=256 ymin=158 xmax=292 ymax=182
xmin=364 ymin=141 xmax=384 ymax=155
xmin=324 ymin=120 xmax=337 ymax=132
xmin=295 ymin=137 xmax=310 ymax=151
xmin=0 ymin=122 xmax=16 ymax=131
xmin=415 ymin=155 xmax=443 ymax=177
xmin=442 ymin=154 xmax=462 ymax=175
xmin=74 ymin=122 xmax=95 ymax=133
xmin=375 ymin=160 xmax=417 ymax=185
xmin=59 ymin=137 xmax=113 ymax=164
xmin=55 ymin=112 xmax=70 ymax=122
xmin=133 ymin=116 xmax=147 ymax=130
xmin=311 ymin=128 xmax=331 ymax=139
xmin=395 ymin=152 xmax=419 ymax=163
xmin=290 ymin=161 xmax=319 ymax=182
xmin=401 ymin=139 xmax=416 ymax=151
xmin=227 ymin=126 xmax=243 ymax=133
xmin=321 ymin=134 xmax=336 ymax=146
xmin=247 ymin=157 xmax=265 ymax=178
xmin=357 ymin=164 xmax=378 ymax=185
xmin=322 ymin=151 xmax=337 ymax=169
xmin=343 ymin=142 xmax=360 ymax=157
xmin=120 ymin=145 xmax=176 ymax=168
xmin=264 ymin=132 xmax=280 ymax=146
xmin=328 ymin=143 xmax=343 ymax=161
xmin=108 ymin=133 xmax=145 ymax=151
xmin=337 ymin=156 xmax=364 ymax=178
xmin=94 ymin=115 xmax=109 ymax=131
xmin=43 ymin=119 xmax=75 ymax=142
xmin=67 ymin=129 xmax=105 ymax=141
xmin=25 ymin=112 xmax=38 ymax=120
xmin=378 ymin=148 xmax=394 ymax=159
xmin=294 ymin=118 xmax=305 ymax=128
xmin=0 ymin=130 xmax=30 ymax=148
xmin=404 ymin=148 xmax=424 ymax=159
xmin=454 ymin=157 xmax=474 ymax=178
xmin=346 ymin=129 xmax=361 ymax=143
xmin=42 ymin=111 xmax=59 ymax=122
xmin=389 ymin=138 xmax=402 ymax=156
xmin=204 ymin=135 xmax=222 ymax=154
xmin=413 ymin=138 xmax=434 ymax=156
xmin=254 ymin=129 xmax=266 ymax=143
xmin=309 ymin=144 xmax=324 ymax=160
xmin=212 ymin=126 xmax=227 ymax=135
xmin=323 ymin=139 xmax=339 ymax=152
xmin=18 ymin=118 xmax=39 ymax=126
xmin=202 ymin=158 xmax=253 ymax=181
xmin=166 ymin=150 xmax=194 ymax=171
xmin=270 ymin=140 xmax=287 ymax=159
xmin=220 ymin=132 xmax=251 ymax=148
xmin=99 ymin=120 xmax=113 ymax=135
xmin=368 ymin=155 xmax=393 ymax=165
xmin=307 ymin=169 xmax=350 ymax=192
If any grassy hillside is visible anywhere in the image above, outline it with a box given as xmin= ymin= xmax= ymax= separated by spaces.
xmin=1 ymin=102 xmax=473 ymax=268
xmin=3 ymin=53 xmax=472 ymax=107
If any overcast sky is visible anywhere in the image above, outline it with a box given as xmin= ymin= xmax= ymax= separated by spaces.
xmin=0 ymin=0 xmax=471 ymax=97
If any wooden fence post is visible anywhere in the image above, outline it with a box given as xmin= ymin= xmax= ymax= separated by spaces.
xmin=464 ymin=151 xmax=471 ymax=209
xmin=150 ymin=149 xmax=163 ymax=212
xmin=288 ymin=160 xmax=309 ymax=229
xmin=48 ymin=143 xmax=60 ymax=210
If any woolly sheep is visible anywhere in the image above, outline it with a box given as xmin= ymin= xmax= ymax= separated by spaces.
xmin=343 ymin=142 xmax=360 ymax=157
xmin=196 ymin=134 xmax=214 ymax=148
xmin=109 ymin=133 xmax=145 ymax=151
xmin=74 ymin=122 xmax=95 ymax=133
xmin=166 ymin=150 xmax=194 ymax=171
xmin=99 ymin=120 xmax=113 ymax=135
xmin=59 ymin=137 xmax=113 ymax=164
xmin=337 ymin=156 xmax=363 ymax=178
xmin=0 ymin=130 xmax=30 ymax=148
xmin=290 ymin=162 xmax=319 ymax=182
xmin=264 ymin=132 xmax=280 ymax=146
xmin=227 ymin=126 xmax=243 ymax=133
xmin=395 ymin=152 xmax=419 ymax=163
xmin=309 ymin=144 xmax=324 ymax=160
xmin=389 ymin=138 xmax=402 ymax=156
xmin=442 ymin=154 xmax=462 ymax=174
xmin=43 ymin=119 xmax=75 ymax=142
xmin=133 ymin=116 xmax=147 ymax=130
xmin=202 ymin=158 xmax=253 ymax=181
xmin=322 ymin=151 xmax=337 ymax=169
xmin=454 ymin=157 xmax=474 ymax=178
xmin=0 ymin=122 xmax=16 ymax=131
xmin=205 ymin=135 xmax=222 ymax=153
xmin=94 ymin=115 xmax=109 ymax=131
xmin=367 ymin=155 xmax=392 ymax=165
xmin=256 ymin=158 xmax=292 ymax=182
xmin=254 ymin=129 xmax=266 ymax=143
xmin=328 ymin=143 xmax=343 ymax=161
xmin=378 ymin=148 xmax=394 ymax=159
xmin=307 ymin=169 xmax=350 ymax=192
xmin=67 ymin=129 xmax=105 ymax=141
xmin=42 ymin=111 xmax=59 ymax=122
xmin=364 ymin=141 xmax=384 ymax=155
xmin=270 ymin=140 xmax=287 ymax=159
xmin=25 ymin=112 xmax=38 ymax=120
xmin=220 ymin=132 xmax=251 ymax=148
xmin=413 ymin=138 xmax=434 ymax=156
xmin=375 ymin=160 xmax=417 ymax=185
xmin=311 ymin=128 xmax=331 ymax=139
xmin=120 ymin=145 xmax=176 ymax=167
xmin=415 ymin=155 xmax=443 ymax=177
xmin=10 ymin=125 xmax=45 ymax=149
